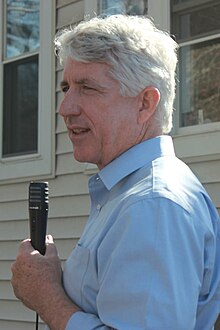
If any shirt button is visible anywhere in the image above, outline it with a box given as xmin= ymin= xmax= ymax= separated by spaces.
xmin=96 ymin=176 xmax=99 ymax=181
xmin=96 ymin=204 xmax=101 ymax=211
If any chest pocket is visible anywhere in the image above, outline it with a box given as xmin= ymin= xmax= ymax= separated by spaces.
xmin=63 ymin=244 xmax=90 ymax=308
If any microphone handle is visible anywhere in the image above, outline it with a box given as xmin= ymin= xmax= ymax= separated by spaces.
xmin=29 ymin=182 xmax=49 ymax=255
xmin=29 ymin=205 xmax=48 ymax=255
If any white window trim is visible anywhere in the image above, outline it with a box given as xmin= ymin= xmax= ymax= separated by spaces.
xmin=0 ymin=0 xmax=55 ymax=183
xmin=85 ymin=0 xmax=98 ymax=16
xmin=148 ymin=0 xmax=170 ymax=31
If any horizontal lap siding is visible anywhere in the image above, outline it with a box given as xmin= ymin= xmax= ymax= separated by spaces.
xmin=0 ymin=320 xmax=45 ymax=330
xmin=187 ymin=160 xmax=220 ymax=213
xmin=174 ymin=135 xmax=220 ymax=216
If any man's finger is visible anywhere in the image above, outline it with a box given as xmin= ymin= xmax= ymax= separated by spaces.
xmin=18 ymin=238 xmax=34 ymax=253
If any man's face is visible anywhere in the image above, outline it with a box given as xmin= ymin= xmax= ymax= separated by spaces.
xmin=59 ymin=58 xmax=145 ymax=169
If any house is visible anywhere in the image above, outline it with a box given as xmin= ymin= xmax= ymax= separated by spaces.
xmin=0 ymin=0 xmax=219 ymax=328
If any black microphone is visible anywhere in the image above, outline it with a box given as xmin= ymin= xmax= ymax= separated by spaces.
xmin=29 ymin=182 xmax=49 ymax=255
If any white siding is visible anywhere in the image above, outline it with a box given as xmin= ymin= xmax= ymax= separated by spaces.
xmin=173 ymin=133 xmax=220 ymax=215
xmin=187 ymin=160 xmax=220 ymax=214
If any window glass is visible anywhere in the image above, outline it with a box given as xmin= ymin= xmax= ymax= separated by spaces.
xmin=99 ymin=0 xmax=147 ymax=15
xmin=3 ymin=55 xmax=38 ymax=157
xmin=179 ymin=38 xmax=220 ymax=127
xmin=175 ymin=3 xmax=220 ymax=41
xmin=6 ymin=0 xmax=40 ymax=59
xmin=173 ymin=0 xmax=195 ymax=4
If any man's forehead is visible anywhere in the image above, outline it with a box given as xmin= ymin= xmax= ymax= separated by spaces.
xmin=62 ymin=59 xmax=113 ymax=84
xmin=64 ymin=58 xmax=109 ymax=73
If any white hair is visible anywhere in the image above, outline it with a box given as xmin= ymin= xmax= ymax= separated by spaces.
xmin=55 ymin=15 xmax=178 ymax=133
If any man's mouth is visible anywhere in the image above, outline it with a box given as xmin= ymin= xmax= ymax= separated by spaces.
xmin=68 ymin=127 xmax=91 ymax=137
xmin=72 ymin=128 xmax=89 ymax=135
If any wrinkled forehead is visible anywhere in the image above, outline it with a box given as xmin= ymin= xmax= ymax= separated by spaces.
xmin=61 ymin=57 xmax=119 ymax=89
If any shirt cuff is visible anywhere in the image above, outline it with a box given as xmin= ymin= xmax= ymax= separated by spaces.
xmin=65 ymin=311 xmax=110 ymax=330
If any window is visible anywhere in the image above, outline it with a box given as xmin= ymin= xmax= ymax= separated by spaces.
xmin=3 ymin=55 xmax=38 ymax=157
xmin=0 ymin=0 xmax=55 ymax=182
xmin=171 ymin=0 xmax=220 ymax=128
xmin=98 ymin=0 xmax=148 ymax=15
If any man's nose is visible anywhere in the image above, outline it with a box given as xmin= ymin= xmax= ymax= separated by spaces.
xmin=59 ymin=90 xmax=81 ymax=117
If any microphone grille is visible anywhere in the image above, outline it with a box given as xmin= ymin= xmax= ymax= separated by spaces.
xmin=29 ymin=182 xmax=49 ymax=204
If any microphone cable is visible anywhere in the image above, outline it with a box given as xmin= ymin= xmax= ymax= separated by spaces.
xmin=35 ymin=313 xmax=39 ymax=330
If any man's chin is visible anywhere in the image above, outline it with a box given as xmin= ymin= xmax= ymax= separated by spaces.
xmin=73 ymin=150 xmax=97 ymax=166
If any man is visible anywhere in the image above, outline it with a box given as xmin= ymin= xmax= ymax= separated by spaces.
xmin=11 ymin=15 xmax=220 ymax=329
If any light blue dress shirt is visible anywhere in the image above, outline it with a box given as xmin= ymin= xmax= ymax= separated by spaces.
xmin=61 ymin=136 xmax=220 ymax=329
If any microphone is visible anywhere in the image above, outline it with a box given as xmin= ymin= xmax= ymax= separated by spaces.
xmin=29 ymin=182 xmax=49 ymax=255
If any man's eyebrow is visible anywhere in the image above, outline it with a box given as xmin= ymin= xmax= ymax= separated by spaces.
xmin=75 ymin=78 xmax=91 ymax=84
xmin=75 ymin=78 xmax=104 ymax=89
xmin=60 ymin=77 xmax=107 ymax=90
xmin=60 ymin=80 xmax=68 ymax=88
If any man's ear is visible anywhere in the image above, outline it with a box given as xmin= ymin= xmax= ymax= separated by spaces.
xmin=138 ymin=87 xmax=160 ymax=125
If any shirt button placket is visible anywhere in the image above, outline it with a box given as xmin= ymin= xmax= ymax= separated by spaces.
xmin=96 ymin=203 xmax=101 ymax=212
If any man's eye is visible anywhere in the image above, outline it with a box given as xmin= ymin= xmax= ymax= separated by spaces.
xmin=61 ymin=85 xmax=69 ymax=93
xmin=82 ymin=85 xmax=95 ymax=91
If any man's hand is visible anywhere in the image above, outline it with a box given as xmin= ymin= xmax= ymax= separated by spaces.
xmin=11 ymin=235 xmax=62 ymax=311
xmin=11 ymin=235 xmax=80 ymax=330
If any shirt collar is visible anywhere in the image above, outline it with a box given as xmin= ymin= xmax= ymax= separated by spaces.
xmin=98 ymin=135 xmax=175 ymax=191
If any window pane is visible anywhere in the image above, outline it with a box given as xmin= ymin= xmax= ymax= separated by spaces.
xmin=6 ymin=0 xmax=40 ymax=58
xmin=99 ymin=0 xmax=147 ymax=15
xmin=173 ymin=0 xmax=196 ymax=4
xmin=3 ymin=55 xmax=38 ymax=157
xmin=179 ymin=39 xmax=220 ymax=127
xmin=176 ymin=3 xmax=220 ymax=40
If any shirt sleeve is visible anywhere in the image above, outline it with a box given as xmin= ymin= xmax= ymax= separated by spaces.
xmin=65 ymin=196 xmax=220 ymax=329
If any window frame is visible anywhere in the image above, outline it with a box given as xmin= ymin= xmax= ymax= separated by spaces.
xmin=148 ymin=0 xmax=170 ymax=31
xmin=171 ymin=0 xmax=220 ymax=134
xmin=0 ymin=0 xmax=55 ymax=183
xmin=176 ymin=33 xmax=220 ymax=136
xmin=85 ymin=0 xmax=98 ymax=15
